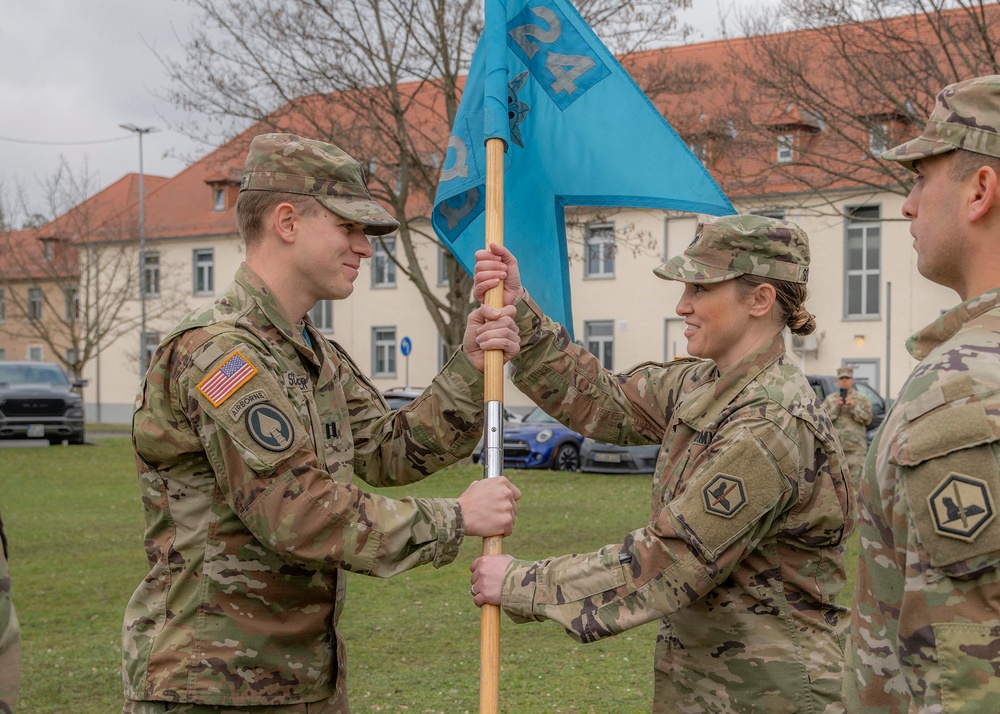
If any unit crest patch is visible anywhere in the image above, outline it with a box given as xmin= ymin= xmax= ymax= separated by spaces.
xmin=703 ymin=474 xmax=747 ymax=518
xmin=928 ymin=472 xmax=996 ymax=542
xmin=245 ymin=403 xmax=294 ymax=452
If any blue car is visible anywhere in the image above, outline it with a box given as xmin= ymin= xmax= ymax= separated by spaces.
xmin=473 ymin=406 xmax=583 ymax=471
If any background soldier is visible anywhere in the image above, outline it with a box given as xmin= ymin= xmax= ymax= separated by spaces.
xmin=821 ymin=366 xmax=872 ymax=489
xmin=844 ymin=75 xmax=1000 ymax=711
xmin=0 ymin=509 xmax=19 ymax=714
xmin=122 ymin=134 xmax=522 ymax=713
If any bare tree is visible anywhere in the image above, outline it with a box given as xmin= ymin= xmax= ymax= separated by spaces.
xmin=160 ymin=0 xmax=689 ymax=353
xmin=0 ymin=162 xmax=188 ymax=383
xmin=705 ymin=0 xmax=1000 ymax=213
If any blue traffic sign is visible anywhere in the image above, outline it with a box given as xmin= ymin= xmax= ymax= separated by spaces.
xmin=400 ymin=337 xmax=412 ymax=356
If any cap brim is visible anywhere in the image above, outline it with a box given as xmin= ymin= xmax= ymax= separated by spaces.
xmin=653 ymin=254 xmax=739 ymax=283
xmin=881 ymin=136 xmax=957 ymax=171
xmin=316 ymin=195 xmax=400 ymax=236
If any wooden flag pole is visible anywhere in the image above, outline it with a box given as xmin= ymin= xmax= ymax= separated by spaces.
xmin=479 ymin=136 xmax=505 ymax=714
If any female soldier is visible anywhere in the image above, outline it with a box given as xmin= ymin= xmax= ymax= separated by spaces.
xmin=469 ymin=214 xmax=853 ymax=713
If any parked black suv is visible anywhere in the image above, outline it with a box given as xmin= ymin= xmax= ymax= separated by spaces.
xmin=807 ymin=374 xmax=889 ymax=445
xmin=0 ymin=361 xmax=87 ymax=444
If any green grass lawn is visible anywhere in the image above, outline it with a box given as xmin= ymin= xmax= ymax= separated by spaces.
xmin=0 ymin=439 xmax=858 ymax=713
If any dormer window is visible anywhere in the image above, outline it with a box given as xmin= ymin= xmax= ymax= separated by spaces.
xmin=776 ymin=134 xmax=794 ymax=163
xmin=213 ymin=188 xmax=225 ymax=212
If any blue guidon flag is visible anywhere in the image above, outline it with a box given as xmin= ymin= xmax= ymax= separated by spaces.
xmin=432 ymin=0 xmax=735 ymax=334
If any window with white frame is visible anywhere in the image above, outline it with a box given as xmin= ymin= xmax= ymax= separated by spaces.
xmin=584 ymin=224 xmax=615 ymax=278
xmin=310 ymin=300 xmax=334 ymax=332
xmin=372 ymin=237 xmax=397 ymax=288
xmin=438 ymin=334 xmax=450 ymax=370
xmin=66 ymin=347 xmax=78 ymax=367
xmin=213 ymin=188 xmax=225 ymax=212
xmin=437 ymin=245 xmax=450 ymax=286
xmin=869 ymin=124 xmax=890 ymax=156
xmin=845 ymin=206 xmax=881 ymax=318
xmin=143 ymin=252 xmax=161 ymax=297
xmin=372 ymin=327 xmax=397 ymax=377
xmin=143 ymin=331 xmax=160 ymax=372
xmin=27 ymin=287 xmax=42 ymax=321
xmin=193 ymin=249 xmax=215 ymax=295
xmin=585 ymin=320 xmax=614 ymax=370
xmin=28 ymin=345 xmax=43 ymax=361
xmin=64 ymin=285 xmax=79 ymax=321
xmin=776 ymin=133 xmax=794 ymax=163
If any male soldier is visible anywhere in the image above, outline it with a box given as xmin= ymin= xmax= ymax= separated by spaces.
xmin=0 ymin=510 xmax=19 ymax=714
xmin=844 ymin=75 xmax=1000 ymax=711
xmin=821 ymin=366 xmax=872 ymax=488
xmin=122 ymin=133 xmax=522 ymax=713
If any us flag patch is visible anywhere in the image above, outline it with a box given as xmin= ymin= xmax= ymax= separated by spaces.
xmin=198 ymin=351 xmax=258 ymax=407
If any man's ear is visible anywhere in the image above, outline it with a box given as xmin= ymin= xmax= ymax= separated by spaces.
xmin=272 ymin=203 xmax=300 ymax=245
xmin=967 ymin=165 xmax=999 ymax=223
xmin=747 ymin=281 xmax=777 ymax=318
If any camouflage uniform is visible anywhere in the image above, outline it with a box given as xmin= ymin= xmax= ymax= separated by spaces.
xmin=123 ymin=134 xmax=488 ymax=709
xmin=844 ymin=75 xmax=1000 ymax=712
xmin=499 ymin=216 xmax=854 ymax=712
xmin=0 ymin=510 xmax=19 ymax=714
xmin=822 ymin=380 xmax=872 ymax=489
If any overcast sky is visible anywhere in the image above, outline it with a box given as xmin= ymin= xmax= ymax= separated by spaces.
xmin=0 ymin=0 xmax=769 ymax=218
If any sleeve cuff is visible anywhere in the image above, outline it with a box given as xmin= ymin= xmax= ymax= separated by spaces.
xmin=432 ymin=498 xmax=465 ymax=568
xmin=500 ymin=557 xmax=544 ymax=623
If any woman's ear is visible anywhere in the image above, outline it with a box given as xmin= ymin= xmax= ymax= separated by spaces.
xmin=747 ymin=282 xmax=777 ymax=318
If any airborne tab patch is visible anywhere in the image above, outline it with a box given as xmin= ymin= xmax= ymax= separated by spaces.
xmin=198 ymin=351 xmax=257 ymax=407
xmin=928 ymin=472 xmax=996 ymax=542
xmin=703 ymin=474 xmax=747 ymax=518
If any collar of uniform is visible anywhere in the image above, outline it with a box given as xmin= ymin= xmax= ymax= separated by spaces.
xmin=675 ymin=332 xmax=786 ymax=431
xmin=235 ymin=263 xmax=320 ymax=363
xmin=906 ymin=287 xmax=1000 ymax=361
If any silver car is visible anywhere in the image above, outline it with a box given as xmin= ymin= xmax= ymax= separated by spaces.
xmin=579 ymin=438 xmax=660 ymax=474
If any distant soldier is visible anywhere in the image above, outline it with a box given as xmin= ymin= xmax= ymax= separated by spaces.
xmin=821 ymin=366 xmax=872 ymax=488
xmin=470 ymin=215 xmax=853 ymax=713
xmin=121 ymin=133 xmax=521 ymax=713
xmin=844 ymin=75 xmax=1000 ymax=711
xmin=0 ymin=510 xmax=20 ymax=714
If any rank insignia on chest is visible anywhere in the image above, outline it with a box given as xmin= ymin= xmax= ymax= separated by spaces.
xmin=928 ymin=472 xmax=996 ymax=542
xmin=703 ymin=474 xmax=747 ymax=518
xmin=198 ymin=351 xmax=257 ymax=407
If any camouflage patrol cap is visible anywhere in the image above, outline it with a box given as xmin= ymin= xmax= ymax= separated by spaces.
xmin=837 ymin=367 xmax=854 ymax=379
xmin=883 ymin=75 xmax=1000 ymax=171
xmin=240 ymin=133 xmax=400 ymax=236
xmin=653 ymin=214 xmax=810 ymax=285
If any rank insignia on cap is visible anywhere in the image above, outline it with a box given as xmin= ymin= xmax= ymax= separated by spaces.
xmin=245 ymin=403 xmax=294 ymax=452
xmin=703 ymin=474 xmax=747 ymax=518
xmin=198 ymin=351 xmax=258 ymax=407
xmin=928 ymin=472 xmax=995 ymax=542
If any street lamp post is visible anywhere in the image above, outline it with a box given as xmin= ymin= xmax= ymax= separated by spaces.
xmin=120 ymin=123 xmax=157 ymax=376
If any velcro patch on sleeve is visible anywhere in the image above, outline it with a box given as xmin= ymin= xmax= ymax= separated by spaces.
xmin=670 ymin=426 xmax=789 ymax=562
xmin=197 ymin=350 xmax=258 ymax=407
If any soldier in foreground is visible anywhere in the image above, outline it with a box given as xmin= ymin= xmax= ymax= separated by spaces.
xmin=469 ymin=215 xmax=854 ymax=712
xmin=844 ymin=75 xmax=1000 ymax=711
xmin=822 ymin=365 xmax=872 ymax=489
xmin=122 ymin=133 xmax=522 ymax=713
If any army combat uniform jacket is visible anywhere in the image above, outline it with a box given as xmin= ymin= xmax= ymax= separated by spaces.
xmin=500 ymin=295 xmax=854 ymax=713
xmin=822 ymin=388 xmax=873 ymax=489
xmin=123 ymin=265 xmax=485 ymax=707
xmin=844 ymin=288 xmax=1000 ymax=713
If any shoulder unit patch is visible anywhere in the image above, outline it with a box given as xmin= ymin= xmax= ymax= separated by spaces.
xmin=245 ymin=403 xmax=294 ymax=452
xmin=198 ymin=351 xmax=258 ymax=407
xmin=928 ymin=472 xmax=996 ymax=543
xmin=703 ymin=474 xmax=747 ymax=518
